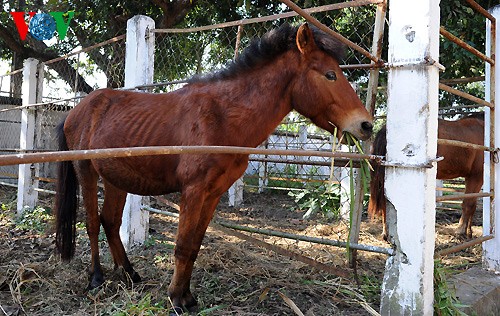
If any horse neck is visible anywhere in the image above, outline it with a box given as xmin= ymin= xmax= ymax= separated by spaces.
xmin=212 ymin=51 xmax=300 ymax=147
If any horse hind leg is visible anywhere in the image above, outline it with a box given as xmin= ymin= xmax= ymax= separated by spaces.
xmin=74 ymin=161 xmax=105 ymax=289
xmin=457 ymin=174 xmax=483 ymax=239
xmin=458 ymin=198 xmax=476 ymax=239
xmin=100 ymin=180 xmax=141 ymax=285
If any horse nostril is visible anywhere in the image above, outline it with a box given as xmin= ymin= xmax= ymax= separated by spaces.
xmin=361 ymin=121 xmax=373 ymax=133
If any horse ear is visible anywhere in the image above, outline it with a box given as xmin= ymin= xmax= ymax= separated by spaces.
xmin=296 ymin=23 xmax=317 ymax=55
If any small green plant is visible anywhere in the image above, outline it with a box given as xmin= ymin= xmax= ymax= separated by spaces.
xmin=343 ymin=132 xmax=372 ymax=254
xmin=76 ymin=221 xmax=86 ymax=230
xmin=15 ymin=206 xmax=52 ymax=233
xmin=114 ymin=294 xmax=166 ymax=315
xmin=197 ymin=304 xmax=227 ymax=315
xmin=144 ymin=236 xmax=157 ymax=248
xmin=434 ymin=260 xmax=468 ymax=316
xmin=110 ymin=292 xmax=227 ymax=315
xmin=153 ymin=253 xmax=171 ymax=266
xmin=360 ymin=275 xmax=382 ymax=306
xmin=289 ymin=182 xmax=340 ymax=219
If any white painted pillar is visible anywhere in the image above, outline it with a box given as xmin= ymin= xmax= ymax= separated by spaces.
xmin=228 ymin=178 xmax=244 ymax=206
xmin=17 ymin=58 xmax=40 ymax=214
xmin=435 ymin=179 xmax=443 ymax=207
xmin=120 ymin=15 xmax=155 ymax=250
xmin=339 ymin=160 xmax=357 ymax=221
xmin=258 ymin=142 xmax=269 ymax=193
xmin=297 ymin=125 xmax=307 ymax=179
xmin=380 ymin=0 xmax=439 ymax=314
xmin=483 ymin=5 xmax=500 ymax=272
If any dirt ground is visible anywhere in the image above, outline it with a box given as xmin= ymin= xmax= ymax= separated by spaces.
xmin=0 ymin=186 xmax=482 ymax=315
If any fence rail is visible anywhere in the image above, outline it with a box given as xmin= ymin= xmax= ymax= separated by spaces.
xmin=0 ymin=145 xmax=382 ymax=167
xmin=1 ymin=1 xmax=499 ymax=314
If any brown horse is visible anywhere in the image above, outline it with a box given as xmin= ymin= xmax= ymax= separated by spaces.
xmin=55 ymin=23 xmax=373 ymax=312
xmin=368 ymin=113 xmax=484 ymax=240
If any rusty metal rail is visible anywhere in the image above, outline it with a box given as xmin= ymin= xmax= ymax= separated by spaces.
xmin=154 ymin=0 xmax=383 ymax=34
xmin=0 ymin=145 xmax=383 ymax=167
xmin=436 ymin=235 xmax=495 ymax=257
xmin=437 ymin=138 xmax=493 ymax=152
xmin=439 ymin=83 xmax=493 ymax=108
xmin=436 ymin=192 xmax=492 ymax=202
xmin=440 ymin=27 xmax=494 ymax=65
xmin=465 ymin=0 xmax=495 ymax=22
xmin=279 ymin=0 xmax=383 ymax=65
xmin=145 ymin=204 xmax=395 ymax=256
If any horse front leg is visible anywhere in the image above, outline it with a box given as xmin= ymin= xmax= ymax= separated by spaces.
xmin=168 ymin=187 xmax=222 ymax=312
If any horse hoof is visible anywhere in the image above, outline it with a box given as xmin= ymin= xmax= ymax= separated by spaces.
xmin=456 ymin=232 xmax=469 ymax=241
xmin=169 ymin=306 xmax=184 ymax=316
xmin=129 ymin=270 xmax=142 ymax=283
xmin=179 ymin=291 xmax=197 ymax=312
xmin=87 ymin=276 xmax=105 ymax=290
xmin=382 ymin=233 xmax=388 ymax=242
xmin=185 ymin=302 xmax=198 ymax=313
xmin=120 ymin=267 xmax=141 ymax=285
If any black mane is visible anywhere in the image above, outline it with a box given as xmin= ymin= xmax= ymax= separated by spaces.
xmin=188 ymin=23 xmax=346 ymax=84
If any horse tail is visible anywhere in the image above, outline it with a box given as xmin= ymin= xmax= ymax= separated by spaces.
xmin=367 ymin=125 xmax=387 ymax=220
xmin=55 ymin=119 xmax=79 ymax=261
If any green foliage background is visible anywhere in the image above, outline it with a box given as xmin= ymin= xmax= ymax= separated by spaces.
xmin=0 ymin=0 xmax=495 ymax=150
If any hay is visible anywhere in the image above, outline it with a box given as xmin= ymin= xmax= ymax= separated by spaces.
xmin=0 ymin=187 xmax=481 ymax=315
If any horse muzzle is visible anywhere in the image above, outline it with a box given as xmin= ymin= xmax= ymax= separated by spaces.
xmin=336 ymin=120 xmax=373 ymax=142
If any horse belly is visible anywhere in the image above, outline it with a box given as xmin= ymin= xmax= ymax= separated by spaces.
xmin=436 ymin=146 xmax=479 ymax=179
xmin=92 ymin=157 xmax=180 ymax=195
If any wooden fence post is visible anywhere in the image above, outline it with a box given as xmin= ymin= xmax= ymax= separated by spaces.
xmin=17 ymin=58 xmax=40 ymax=214
xmin=348 ymin=1 xmax=387 ymax=265
xmin=120 ymin=15 xmax=155 ymax=250
xmin=339 ymin=158 xmax=355 ymax=221
xmin=484 ymin=5 xmax=500 ymax=272
xmin=380 ymin=0 xmax=439 ymax=314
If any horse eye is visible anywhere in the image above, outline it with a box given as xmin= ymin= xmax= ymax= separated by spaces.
xmin=325 ymin=71 xmax=337 ymax=81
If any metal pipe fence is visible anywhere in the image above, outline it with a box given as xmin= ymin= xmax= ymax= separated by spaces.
xmin=149 ymin=1 xmax=385 ymax=220
xmin=0 ymin=71 xmax=22 ymax=185
xmin=0 ymin=1 xmax=399 ymax=279
xmin=437 ymin=0 xmax=497 ymax=256
xmin=0 ymin=1 xmax=498 ymax=313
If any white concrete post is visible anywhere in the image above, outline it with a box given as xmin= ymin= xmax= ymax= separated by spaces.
xmin=228 ymin=178 xmax=244 ymax=206
xmin=17 ymin=58 xmax=40 ymax=214
xmin=435 ymin=179 xmax=444 ymax=207
xmin=329 ymin=135 xmax=343 ymax=186
xmin=120 ymin=15 xmax=155 ymax=250
xmin=297 ymin=125 xmax=307 ymax=180
xmin=258 ymin=142 xmax=269 ymax=193
xmin=339 ymin=160 xmax=357 ymax=221
xmin=483 ymin=5 xmax=500 ymax=272
xmin=380 ymin=0 xmax=439 ymax=314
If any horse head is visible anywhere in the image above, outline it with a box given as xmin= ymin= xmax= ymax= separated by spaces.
xmin=291 ymin=23 xmax=373 ymax=141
